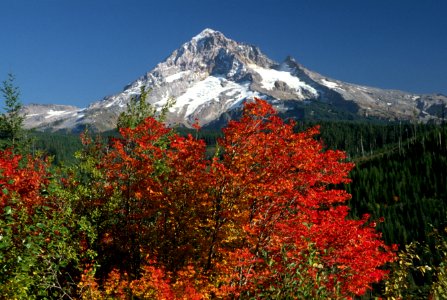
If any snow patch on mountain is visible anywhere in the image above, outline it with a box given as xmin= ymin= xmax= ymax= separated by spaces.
xmin=165 ymin=71 xmax=191 ymax=83
xmin=249 ymin=64 xmax=318 ymax=97
xmin=321 ymin=79 xmax=339 ymax=89
xmin=103 ymin=85 xmax=142 ymax=108
xmin=45 ymin=110 xmax=73 ymax=119
xmin=169 ymin=76 xmax=257 ymax=116
xmin=192 ymin=28 xmax=217 ymax=42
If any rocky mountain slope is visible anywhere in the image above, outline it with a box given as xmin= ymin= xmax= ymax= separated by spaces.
xmin=23 ymin=28 xmax=447 ymax=132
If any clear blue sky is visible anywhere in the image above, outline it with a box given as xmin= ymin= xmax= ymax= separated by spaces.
xmin=1 ymin=0 xmax=446 ymax=108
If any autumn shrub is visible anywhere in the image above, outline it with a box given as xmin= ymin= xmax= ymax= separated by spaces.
xmin=384 ymin=228 xmax=447 ymax=299
xmin=0 ymin=151 xmax=87 ymax=299
xmin=1 ymin=98 xmax=396 ymax=299
xmin=69 ymin=98 xmax=396 ymax=299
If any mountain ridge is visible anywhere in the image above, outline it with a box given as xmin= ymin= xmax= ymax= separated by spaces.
xmin=23 ymin=28 xmax=447 ymax=132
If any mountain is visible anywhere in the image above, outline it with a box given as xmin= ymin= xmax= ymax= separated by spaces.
xmin=23 ymin=28 xmax=447 ymax=132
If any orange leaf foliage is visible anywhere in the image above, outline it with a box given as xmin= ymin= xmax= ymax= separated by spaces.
xmin=0 ymin=150 xmax=49 ymax=212
xmin=81 ymin=98 xmax=395 ymax=298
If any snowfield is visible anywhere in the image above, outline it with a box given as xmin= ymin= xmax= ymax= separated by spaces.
xmin=168 ymin=76 xmax=257 ymax=116
xmin=249 ymin=64 xmax=318 ymax=98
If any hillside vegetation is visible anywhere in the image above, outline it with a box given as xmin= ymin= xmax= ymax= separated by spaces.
xmin=1 ymin=75 xmax=446 ymax=299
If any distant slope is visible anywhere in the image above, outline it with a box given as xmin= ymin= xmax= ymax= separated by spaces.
xmin=347 ymin=125 xmax=447 ymax=248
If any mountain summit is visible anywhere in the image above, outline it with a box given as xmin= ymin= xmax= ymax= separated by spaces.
xmin=24 ymin=29 xmax=447 ymax=132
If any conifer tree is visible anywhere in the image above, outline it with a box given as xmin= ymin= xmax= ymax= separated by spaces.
xmin=0 ymin=74 xmax=27 ymax=153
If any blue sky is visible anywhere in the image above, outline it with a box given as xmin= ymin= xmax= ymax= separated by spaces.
xmin=1 ymin=0 xmax=446 ymax=108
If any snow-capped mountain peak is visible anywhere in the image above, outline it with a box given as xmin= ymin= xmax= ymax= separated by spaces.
xmin=192 ymin=28 xmax=219 ymax=41
xmin=23 ymin=29 xmax=447 ymax=132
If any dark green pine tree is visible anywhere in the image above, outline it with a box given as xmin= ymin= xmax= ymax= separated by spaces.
xmin=0 ymin=74 xmax=28 ymax=153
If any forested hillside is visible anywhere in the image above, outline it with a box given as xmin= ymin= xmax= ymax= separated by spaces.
xmin=31 ymin=120 xmax=447 ymax=250
xmin=32 ymin=120 xmax=447 ymax=253
xmin=31 ymin=131 xmax=82 ymax=165
xmin=348 ymin=126 xmax=447 ymax=246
